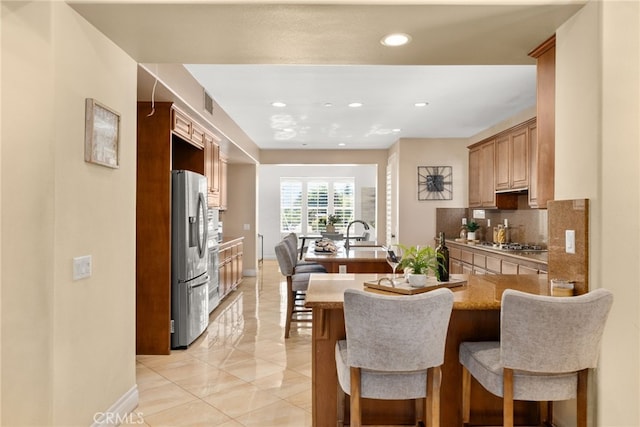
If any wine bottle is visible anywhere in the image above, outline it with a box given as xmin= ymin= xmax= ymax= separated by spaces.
xmin=436 ymin=232 xmax=450 ymax=282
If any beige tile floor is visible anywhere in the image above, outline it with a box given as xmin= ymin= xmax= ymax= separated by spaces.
xmin=131 ymin=260 xmax=314 ymax=427
xmin=130 ymin=261 xmax=508 ymax=427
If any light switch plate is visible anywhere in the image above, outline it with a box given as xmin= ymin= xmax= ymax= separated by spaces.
xmin=73 ymin=255 xmax=92 ymax=280
xmin=565 ymin=230 xmax=576 ymax=254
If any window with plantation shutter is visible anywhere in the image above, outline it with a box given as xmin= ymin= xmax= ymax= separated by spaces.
xmin=280 ymin=178 xmax=355 ymax=234
xmin=333 ymin=181 xmax=354 ymax=229
xmin=280 ymin=180 xmax=302 ymax=232
xmin=307 ymin=181 xmax=329 ymax=233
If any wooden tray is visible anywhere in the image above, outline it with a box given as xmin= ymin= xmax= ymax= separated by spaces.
xmin=364 ymin=276 xmax=467 ymax=295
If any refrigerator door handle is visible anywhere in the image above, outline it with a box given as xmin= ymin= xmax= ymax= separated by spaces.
xmin=187 ymin=278 xmax=209 ymax=316
xmin=196 ymin=192 xmax=207 ymax=259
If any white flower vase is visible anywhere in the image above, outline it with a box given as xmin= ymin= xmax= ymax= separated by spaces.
xmin=408 ymin=273 xmax=428 ymax=288
xmin=467 ymin=231 xmax=476 ymax=240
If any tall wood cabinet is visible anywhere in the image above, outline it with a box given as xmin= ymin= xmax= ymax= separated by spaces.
xmin=528 ymin=35 xmax=556 ymax=209
xmin=136 ymin=102 xmax=227 ymax=355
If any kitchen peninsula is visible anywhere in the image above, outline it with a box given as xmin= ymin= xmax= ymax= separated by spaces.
xmin=303 ymin=244 xmax=392 ymax=273
xmin=305 ymin=273 xmax=550 ymax=426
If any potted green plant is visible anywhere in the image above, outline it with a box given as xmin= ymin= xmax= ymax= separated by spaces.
xmin=466 ymin=221 xmax=480 ymax=240
xmin=398 ymin=244 xmax=447 ymax=287
xmin=326 ymin=214 xmax=339 ymax=232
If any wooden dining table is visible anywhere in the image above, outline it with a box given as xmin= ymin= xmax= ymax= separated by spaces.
xmin=304 ymin=272 xmax=551 ymax=426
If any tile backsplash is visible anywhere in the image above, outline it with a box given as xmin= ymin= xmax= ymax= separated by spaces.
xmin=437 ymin=197 xmax=590 ymax=294
xmin=436 ymin=195 xmax=548 ymax=246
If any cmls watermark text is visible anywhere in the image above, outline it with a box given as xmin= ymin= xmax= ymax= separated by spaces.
xmin=93 ymin=411 xmax=144 ymax=425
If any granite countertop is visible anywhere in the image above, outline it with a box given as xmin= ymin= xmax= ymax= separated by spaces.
xmin=304 ymin=242 xmax=388 ymax=262
xmin=446 ymin=239 xmax=548 ymax=264
xmin=305 ymin=273 xmax=550 ymax=310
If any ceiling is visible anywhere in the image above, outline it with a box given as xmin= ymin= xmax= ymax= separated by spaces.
xmin=69 ymin=1 xmax=585 ymax=152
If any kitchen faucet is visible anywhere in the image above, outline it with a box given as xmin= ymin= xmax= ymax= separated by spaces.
xmin=345 ymin=220 xmax=370 ymax=252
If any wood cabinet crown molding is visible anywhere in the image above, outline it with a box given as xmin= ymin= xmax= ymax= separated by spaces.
xmin=528 ymin=34 xmax=556 ymax=58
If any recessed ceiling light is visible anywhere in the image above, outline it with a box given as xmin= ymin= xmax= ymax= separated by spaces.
xmin=338 ymin=143 xmax=346 ymax=147
xmin=414 ymin=102 xmax=429 ymax=107
xmin=271 ymin=101 xmax=286 ymax=107
xmin=381 ymin=33 xmax=412 ymax=47
xmin=348 ymin=102 xmax=363 ymax=108
xmin=324 ymin=102 xmax=333 ymax=107
xmin=393 ymin=128 xmax=401 ymax=133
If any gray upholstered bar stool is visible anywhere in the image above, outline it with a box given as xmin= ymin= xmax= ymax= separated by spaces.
xmin=283 ymin=233 xmax=327 ymax=273
xmin=335 ymin=288 xmax=454 ymax=427
xmin=274 ymin=240 xmax=325 ymax=338
xmin=459 ymin=288 xmax=613 ymax=427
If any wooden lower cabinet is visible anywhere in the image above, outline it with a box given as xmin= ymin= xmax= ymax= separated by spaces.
xmin=218 ymin=238 xmax=244 ymax=300
xmin=448 ymin=241 xmax=546 ymax=277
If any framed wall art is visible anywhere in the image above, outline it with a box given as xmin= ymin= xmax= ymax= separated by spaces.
xmin=84 ymin=98 xmax=120 ymax=169
xmin=417 ymin=166 xmax=452 ymax=200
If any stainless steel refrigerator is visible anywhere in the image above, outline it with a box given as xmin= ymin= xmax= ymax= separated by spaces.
xmin=171 ymin=170 xmax=209 ymax=348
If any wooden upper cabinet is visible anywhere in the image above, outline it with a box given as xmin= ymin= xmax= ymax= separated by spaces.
xmin=468 ymin=146 xmax=482 ymax=207
xmin=495 ymin=135 xmax=510 ymax=191
xmin=495 ymin=124 xmax=530 ymax=191
xmin=468 ymin=138 xmax=517 ymax=209
xmin=480 ymin=141 xmax=496 ymax=207
xmin=529 ymin=35 xmax=556 ymax=209
xmin=169 ymin=105 xmax=227 ymax=209
xmin=220 ymin=157 xmax=228 ymax=210
xmin=171 ymin=106 xmax=204 ymax=149
xmin=204 ymin=133 xmax=221 ymax=208
xmin=171 ymin=107 xmax=192 ymax=141
xmin=528 ymin=123 xmax=539 ymax=207
xmin=511 ymin=127 xmax=529 ymax=189
xmin=191 ymin=123 xmax=205 ymax=148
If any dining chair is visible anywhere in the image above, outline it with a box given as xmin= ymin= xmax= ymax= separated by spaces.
xmin=275 ymin=240 xmax=324 ymax=338
xmin=459 ymin=288 xmax=613 ymax=427
xmin=336 ymin=288 xmax=454 ymax=427
xmin=283 ymin=233 xmax=327 ymax=273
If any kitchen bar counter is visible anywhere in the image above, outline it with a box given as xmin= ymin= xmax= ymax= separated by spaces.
xmin=297 ymin=234 xmax=368 ymax=259
xmin=303 ymin=244 xmax=392 ymax=273
xmin=305 ymin=273 xmax=549 ymax=426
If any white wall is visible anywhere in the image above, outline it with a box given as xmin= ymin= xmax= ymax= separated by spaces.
xmin=556 ymin=1 xmax=640 ymax=425
xmin=259 ymin=164 xmax=377 ymax=259
xmin=1 ymin=2 xmax=137 ymax=425
xmin=395 ymin=138 xmax=469 ymax=247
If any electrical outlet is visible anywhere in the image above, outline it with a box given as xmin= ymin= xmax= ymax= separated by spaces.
xmin=565 ymin=230 xmax=576 ymax=254
xmin=243 ymin=223 xmax=250 ymax=231
xmin=73 ymin=255 xmax=92 ymax=280
xmin=473 ymin=209 xmax=486 ymax=219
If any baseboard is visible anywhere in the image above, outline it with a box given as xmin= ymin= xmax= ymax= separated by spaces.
xmin=90 ymin=385 xmax=140 ymax=427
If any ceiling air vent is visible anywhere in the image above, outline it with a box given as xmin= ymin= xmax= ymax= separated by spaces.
xmin=204 ymin=90 xmax=214 ymax=115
